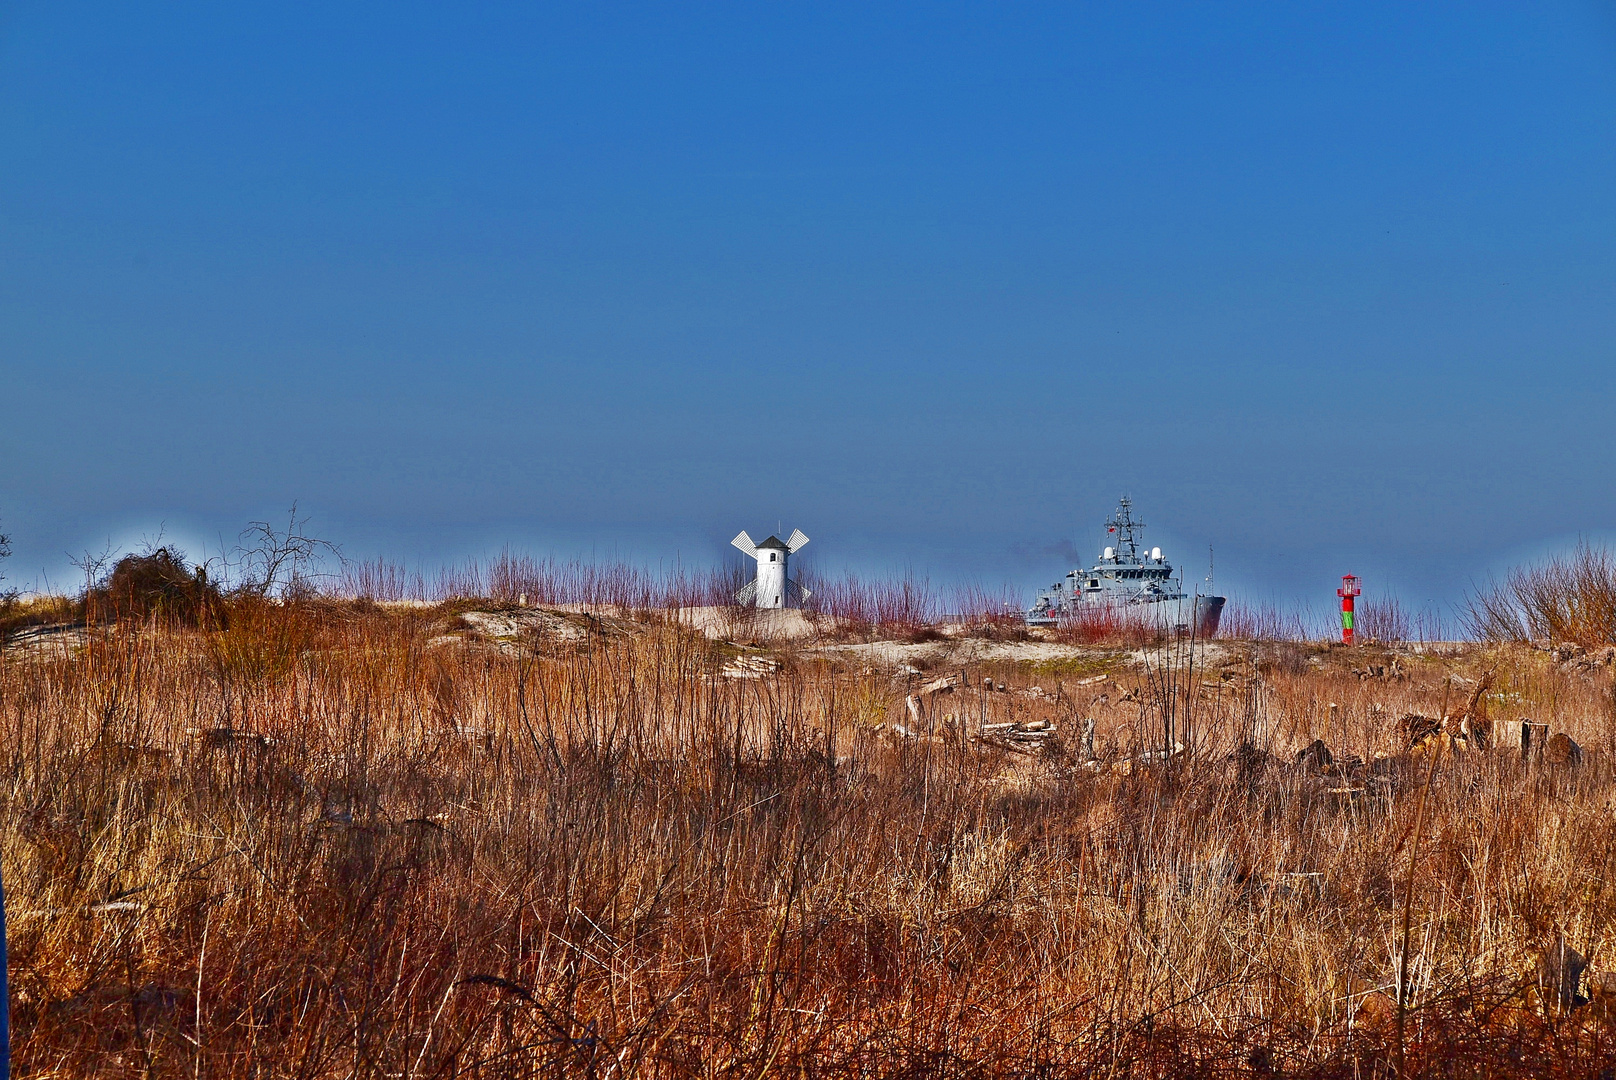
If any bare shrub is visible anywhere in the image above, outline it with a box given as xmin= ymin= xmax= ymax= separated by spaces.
xmin=87 ymin=546 xmax=225 ymax=627
xmin=802 ymin=571 xmax=940 ymax=638
xmin=1466 ymin=541 xmax=1616 ymax=646
xmin=336 ymin=549 xmax=746 ymax=612
xmin=950 ymin=582 xmax=1026 ymax=639
xmin=1356 ymin=595 xmax=1411 ymax=644
xmin=339 ymin=557 xmax=425 ymax=602
xmin=432 ymin=558 xmax=486 ymax=600
xmin=1048 ymin=600 xmax=1162 ymax=645
xmin=1218 ymin=598 xmax=1311 ymax=641
xmin=235 ymin=504 xmax=340 ymax=599
xmin=338 ymin=550 xmax=765 ymax=615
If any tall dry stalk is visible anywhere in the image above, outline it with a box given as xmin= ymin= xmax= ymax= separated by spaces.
xmin=1393 ymin=682 xmax=1447 ymax=1077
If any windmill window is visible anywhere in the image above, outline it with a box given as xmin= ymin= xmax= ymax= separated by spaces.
xmin=769 ymin=553 xmax=777 ymax=562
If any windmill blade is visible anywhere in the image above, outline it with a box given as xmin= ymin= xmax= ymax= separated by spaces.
xmin=788 ymin=577 xmax=812 ymax=602
xmin=731 ymin=531 xmax=758 ymax=557
xmin=785 ymin=529 xmax=809 ymax=554
xmin=735 ymin=580 xmax=758 ymax=605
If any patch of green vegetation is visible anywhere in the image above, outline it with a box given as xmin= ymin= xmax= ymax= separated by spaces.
xmin=709 ymin=639 xmax=759 ymax=663
xmin=1029 ymin=653 xmax=1122 ymax=679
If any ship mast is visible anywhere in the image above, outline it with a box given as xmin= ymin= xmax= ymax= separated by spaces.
xmin=1104 ymin=497 xmax=1145 ymax=562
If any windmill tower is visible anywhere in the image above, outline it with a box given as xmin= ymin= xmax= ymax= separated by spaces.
xmin=732 ymin=529 xmax=810 ymax=609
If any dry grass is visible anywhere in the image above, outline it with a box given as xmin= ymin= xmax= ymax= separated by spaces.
xmin=0 ymin=594 xmax=78 ymax=637
xmin=5 ymin=589 xmax=1616 ymax=1077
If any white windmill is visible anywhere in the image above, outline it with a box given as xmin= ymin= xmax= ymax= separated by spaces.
xmin=731 ymin=528 xmax=810 ymax=609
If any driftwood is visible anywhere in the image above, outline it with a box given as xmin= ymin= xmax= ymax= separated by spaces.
xmin=721 ymin=655 xmax=781 ymax=679
xmin=973 ymin=719 xmax=1059 ymax=755
xmin=1397 ymin=673 xmax=1495 ymax=752
xmin=1457 ymin=671 xmax=1495 ymax=748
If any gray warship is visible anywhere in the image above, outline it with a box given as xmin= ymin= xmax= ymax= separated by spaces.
xmin=1025 ymin=497 xmax=1225 ymax=635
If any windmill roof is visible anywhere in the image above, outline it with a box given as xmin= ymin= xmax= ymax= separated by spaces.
xmin=755 ymin=535 xmax=790 ymax=550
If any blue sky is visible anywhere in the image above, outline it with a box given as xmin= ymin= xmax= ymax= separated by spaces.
xmin=2 ymin=2 xmax=1614 ymax=612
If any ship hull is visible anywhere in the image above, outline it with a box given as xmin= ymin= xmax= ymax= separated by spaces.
xmin=1027 ymin=593 xmax=1226 ymax=637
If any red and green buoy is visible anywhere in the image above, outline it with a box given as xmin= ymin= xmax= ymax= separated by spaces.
xmin=1337 ymin=574 xmax=1361 ymax=645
